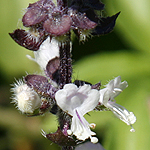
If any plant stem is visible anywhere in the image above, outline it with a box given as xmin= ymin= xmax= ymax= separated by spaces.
xmin=58 ymin=37 xmax=75 ymax=150
xmin=59 ymin=40 xmax=72 ymax=89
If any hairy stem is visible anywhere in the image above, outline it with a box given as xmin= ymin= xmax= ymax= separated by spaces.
xmin=59 ymin=40 xmax=72 ymax=88
xmin=58 ymin=38 xmax=75 ymax=150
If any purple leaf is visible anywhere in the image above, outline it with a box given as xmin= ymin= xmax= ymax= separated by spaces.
xmin=71 ymin=13 xmax=97 ymax=30
xmin=91 ymin=82 xmax=101 ymax=90
xmin=25 ymin=74 xmax=48 ymax=85
xmin=46 ymin=127 xmax=76 ymax=146
xmin=22 ymin=5 xmax=47 ymax=27
xmin=22 ymin=0 xmax=55 ymax=27
xmin=9 ymin=29 xmax=46 ymax=51
xmin=43 ymin=15 xmax=72 ymax=36
xmin=92 ymin=12 xmax=120 ymax=35
xmin=24 ymin=75 xmax=57 ymax=98
xmin=46 ymin=57 xmax=60 ymax=83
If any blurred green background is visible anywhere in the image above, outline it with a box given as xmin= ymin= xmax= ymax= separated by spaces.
xmin=0 ymin=0 xmax=150 ymax=150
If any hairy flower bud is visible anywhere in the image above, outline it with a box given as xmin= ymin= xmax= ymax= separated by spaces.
xmin=11 ymin=80 xmax=41 ymax=114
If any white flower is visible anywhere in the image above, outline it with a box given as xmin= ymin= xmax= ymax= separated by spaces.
xmin=27 ymin=36 xmax=59 ymax=70
xmin=11 ymin=80 xmax=41 ymax=114
xmin=99 ymin=76 xmax=136 ymax=132
xmin=55 ymin=83 xmax=100 ymax=143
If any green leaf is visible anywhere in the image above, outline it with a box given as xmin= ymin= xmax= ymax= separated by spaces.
xmin=104 ymin=0 xmax=150 ymax=54
xmin=73 ymin=50 xmax=150 ymax=150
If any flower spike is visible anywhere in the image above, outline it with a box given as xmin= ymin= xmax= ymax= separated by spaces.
xmin=9 ymin=0 xmax=136 ymax=149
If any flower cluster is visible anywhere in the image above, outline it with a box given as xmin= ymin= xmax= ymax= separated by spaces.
xmin=9 ymin=0 xmax=119 ymax=51
xmin=9 ymin=0 xmax=136 ymax=149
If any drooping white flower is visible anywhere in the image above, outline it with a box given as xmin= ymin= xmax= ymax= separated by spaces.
xmin=55 ymin=83 xmax=100 ymax=143
xmin=11 ymin=79 xmax=41 ymax=114
xmin=99 ymin=76 xmax=136 ymax=132
xmin=27 ymin=36 xmax=59 ymax=70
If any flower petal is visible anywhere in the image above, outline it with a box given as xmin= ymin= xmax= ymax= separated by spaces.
xmin=55 ymin=84 xmax=99 ymax=116
xmin=68 ymin=109 xmax=98 ymax=143
xmin=27 ymin=37 xmax=59 ymax=70
xmin=107 ymin=102 xmax=136 ymax=131
xmin=55 ymin=84 xmax=78 ymax=115
xmin=78 ymin=85 xmax=99 ymax=115
xmin=99 ymin=88 xmax=110 ymax=105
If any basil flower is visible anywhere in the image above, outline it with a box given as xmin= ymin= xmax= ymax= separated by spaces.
xmin=55 ymin=83 xmax=100 ymax=143
xmin=99 ymin=76 xmax=136 ymax=132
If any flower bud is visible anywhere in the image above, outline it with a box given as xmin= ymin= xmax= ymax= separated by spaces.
xmin=11 ymin=80 xmax=41 ymax=114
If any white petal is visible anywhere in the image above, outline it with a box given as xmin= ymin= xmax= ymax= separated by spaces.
xmin=107 ymin=102 xmax=136 ymax=128
xmin=114 ymin=76 xmax=128 ymax=90
xmin=55 ymin=83 xmax=99 ymax=116
xmin=78 ymin=86 xmax=100 ymax=115
xmin=69 ymin=109 xmax=97 ymax=142
xmin=78 ymin=84 xmax=91 ymax=94
xmin=99 ymin=88 xmax=110 ymax=105
xmin=55 ymin=88 xmax=74 ymax=114
xmin=105 ymin=80 xmax=114 ymax=90
xmin=119 ymin=81 xmax=128 ymax=90
xmin=102 ymin=77 xmax=128 ymax=100
xmin=114 ymin=76 xmax=121 ymax=87
xmin=63 ymin=83 xmax=78 ymax=95
xmin=55 ymin=84 xmax=80 ymax=115
xmin=28 ymin=37 xmax=59 ymax=70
